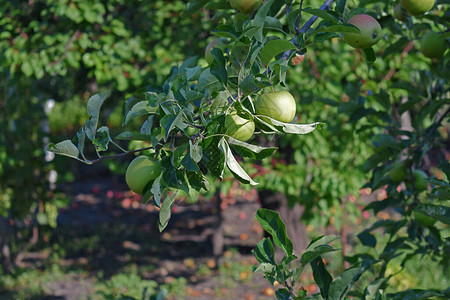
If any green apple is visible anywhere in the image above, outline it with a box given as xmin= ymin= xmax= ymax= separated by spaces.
xmin=205 ymin=38 xmax=226 ymax=65
xmin=126 ymin=155 xmax=161 ymax=195
xmin=343 ymin=14 xmax=383 ymax=49
xmin=225 ymin=111 xmax=255 ymax=142
xmin=412 ymin=170 xmax=428 ymax=191
xmin=414 ymin=211 xmax=437 ymax=227
xmin=400 ymin=0 xmax=434 ymax=16
xmin=394 ymin=4 xmax=408 ymax=22
xmin=419 ymin=31 xmax=447 ymax=59
xmin=389 ymin=163 xmax=407 ymax=182
xmin=255 ymin=91 xmax=297 ymax=123
xmin=230 ymin=0 xmax=261 ymax=14
xmin=185 ymin=126 xmax=200 ymax=137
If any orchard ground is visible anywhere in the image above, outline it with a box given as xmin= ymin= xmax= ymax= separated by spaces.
xmin=1 ymin=166 xmax=448 ymax=299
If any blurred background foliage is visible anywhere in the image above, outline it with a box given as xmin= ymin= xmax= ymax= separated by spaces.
xmin=0 ymin=0 xmax=213 ymax=271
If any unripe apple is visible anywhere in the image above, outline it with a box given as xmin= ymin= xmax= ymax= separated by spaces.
xmin=230 ymin=0 xmax=261 ymax=14
xmin=255 ymin=91 xmax=297 ymax=123
xmin=412 ymin=170 xmax=428 ymax=191
xmin=126 ymin=155 xmax=161 ymax=195
xmin=225 ymin=111 xmax=255 ymax=142
xmin=389 ymin=163 xmax=407 ymax=182
xmin=205 ymin=38 xmax=226 ymax=65
xmin=400 ymin=0 xmax=434 ymax=16
xmin=419 ymin=31 xmax=447 ymax=59
xmin=343 ymin=14 xmax=383 ymax=49
xmin=394 ymin=4 xmax=408 ymax=22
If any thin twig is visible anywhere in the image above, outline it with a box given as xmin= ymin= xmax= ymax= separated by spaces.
xmin=50 ymin=30 xmax=81 ymax=66
xmin=426 ymin=106 xmax=450 ymax=138
xmin=281 ymin=0 xmax=335 ymax=60
xmin=299 ymin=0 xmax=334 ymax=36
xmin=83 ymin=146 xmax=155 ymax=165
xmin=295 ymin=0 xmax=305 ymax=35
xmin=383 ymin=41 xmax=415 ymax=81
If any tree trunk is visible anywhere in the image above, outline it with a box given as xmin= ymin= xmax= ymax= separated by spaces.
xmin=211 ymin=188 xmax=224 ymax=265
xmin=0 ymin=215 xmax=12 ymax=273
xmin=258 ymin=189 xmax=308 ymax=256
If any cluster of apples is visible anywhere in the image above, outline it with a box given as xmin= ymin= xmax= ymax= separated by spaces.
xmin=394 ymin=0 xmax=447 ymax=59
xmin=125 ymin=1 xmax=446 ymax=196
xmin=225 ymin=91 xmax=297 ymax=142
xmin=388 ymin=162 xmax=437 ymax=226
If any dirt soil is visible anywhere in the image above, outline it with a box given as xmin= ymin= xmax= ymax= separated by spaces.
xmin=26 ymin=178 xmax=280 ymax=300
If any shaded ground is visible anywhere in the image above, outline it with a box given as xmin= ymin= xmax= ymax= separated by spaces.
xmin=4 ymin=177 xmax=289 ymax=299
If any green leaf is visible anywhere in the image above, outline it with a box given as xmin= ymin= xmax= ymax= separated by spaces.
xmin=300 ymin=245 xmax=339 ymax=267
xmin=161 ymin=157 xmax=181 ymax=189
xmin=317 ymin=24 xmax=360 ymax=34
xmin=150 ymin=176 xmax=162 ymax=207
xmin=362 ymin=47 xmax=376 ymax=69
xmin=160 ymin=111 xmax=183 ymax=142
xmin=254 ymin=0 xmax=275 ymax=26
xmin=210 ymin=91 xmax=229 ymax=116
xmin=303 ymin=8 xmax=339 ymax=22
xmin=201 ymin=137 xmax=226 ymax=180
xmin=124 ymin=100 xmax=158 ymax=126
xmin=264 ymin=16 xmax=283 ymax=32
xmin=252 ymin=237 xmax=276 ymax=265
xmin=439 ymin=160 xmax=450 ymax=180
xmin=186 ymin=66 xmax=202 ymax=81
xmin=311 ymin=257 xmax=332 ymax=299
xmin=335 ymin=0 xmax=347 ymax=15
xmin=259 ymin=39 xmax=296 ymax=66
xmin=328 ymin=267 xmax=362 ymax=300
xmin=416 ymin=204 xmax=450 ymax=225
xmin=387 ymin=289 xmax=444 ymax=300
xmin=228 ymin=137 xmax=277 ymax=160
xmin=84 ymin=91 xmax=111 ymax=141
xmin=275 ymin=289 xmax=292 ymax=300
xmin=210 ymin=48 xmax=228 ymax=86
xmin=252 ymin=0 xmax=275 ymax=41
xmin=255 ymin=208 xmax=293 ymax=257
xmin=46 ymin=140 xmax=80 ymax=160
xmin=189 ymin=140 xmax=203 ymax=163
xmin=306 ymin=235 xmax=340 ymax=251
xmin=263 ymin=117 xmax=324 ymax=135
xmin=186 ymin=171 xmax=209 ymax=191
xmin=239 ymin=74 xmax=260 ymax=96
xmin=221 ymin=139 xmax=258 ymax=186
xmin=197 ymin=68 xmax=220 ymax=91
xmin=158 ymin=192 xmax=177 ymax=232
xmin=364 ymin=277 xmax=388 ymax=299
xmin=93 ymin=126 xmax=111 ymax=152
xmin=116 ymin=131 xmax=152 ymax=141
xmin=75 ymin=128 xmax=88 ymax=161
xmin=181 ymin=153 xmax=200 ymax=172
xmin=184 ymin=0 xmax=208 ymax=16
xmin=357 ymin=231 xmax=377 ymax=248
xmin=253 ymin=262 xmax=276 ymax=274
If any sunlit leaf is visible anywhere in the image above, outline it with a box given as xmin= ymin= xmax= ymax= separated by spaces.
xmin=255 ymin=209 xmax=293 ymax=257
xmin=84 ymin=91 xmax=111 ymax=141
xmin=259 ymin=39 xmax=296 ymax=66
xmin=46 ymin=140 xmax=80 ymax=160
xmin=158 ymin=192 xmax=177 ymax=232
xmin=221 ymin=139 xmax=258 ymax=186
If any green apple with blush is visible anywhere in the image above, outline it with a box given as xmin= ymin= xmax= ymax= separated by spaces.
xmin=343 ymin=14 xmax=383 ymax=49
